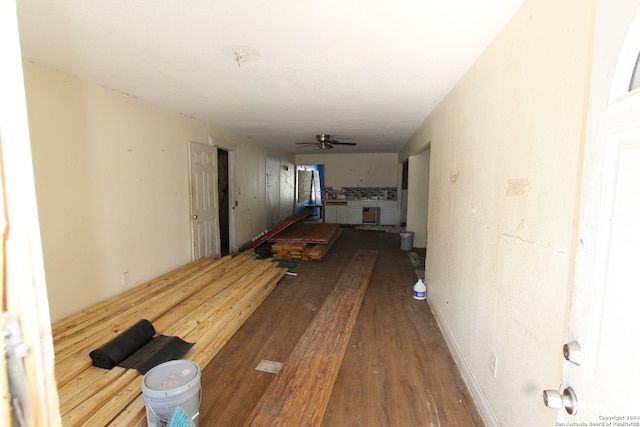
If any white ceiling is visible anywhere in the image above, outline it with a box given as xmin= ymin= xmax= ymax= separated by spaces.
xmin=17 ymin=0 xmax=524 ymax=154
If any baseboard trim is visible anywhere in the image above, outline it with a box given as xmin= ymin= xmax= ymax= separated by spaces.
xmin=428 ymin=300 xmax=499 ymax=427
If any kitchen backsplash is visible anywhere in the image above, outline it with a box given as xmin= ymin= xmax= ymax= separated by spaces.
xmin=323 ymin=186 xmax=397 ymax=200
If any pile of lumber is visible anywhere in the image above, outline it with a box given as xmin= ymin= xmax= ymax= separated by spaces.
xmin=269 ymin=222 xmax=342 ymax=261
xmin=52 ymin=253 xmax=286 ymax=426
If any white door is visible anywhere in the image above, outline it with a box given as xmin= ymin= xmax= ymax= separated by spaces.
xmin=189 ymin=141 xmax=219 ymax=259
xmin=546 ymin=3 xmax=640 ymax=421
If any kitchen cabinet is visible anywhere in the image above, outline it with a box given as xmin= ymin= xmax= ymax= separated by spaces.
xmin=324 ymin=200 xmax=398 ymax=225
xmin=379 ymin=205 xmax=397 ymax=225
xmin=324 ymin=205 xmax=336 ymax=223
xmin=324 ymin=201 xmax=348 ymax=224
xmin=348 ymin=206 xmax=363 ymax=225
xmin=336 ymin=206 xmax=348 ymax=223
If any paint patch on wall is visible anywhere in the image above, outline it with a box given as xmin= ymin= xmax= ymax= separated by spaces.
xmin=450 ymin=171 xmax=461 ymax=184
xmin=506 ymin=178 xmax=529 ymax=196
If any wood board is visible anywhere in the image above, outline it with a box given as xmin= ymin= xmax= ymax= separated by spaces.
xmin=239 ymin=209 xmax=312 ymax=251
xmin=244 ymin=249 xmax=378 ymax=427
xmin=268 ymin=222 xmax=340 ymax=244
xmin=269 ymin=223 xmax=342 ymax=261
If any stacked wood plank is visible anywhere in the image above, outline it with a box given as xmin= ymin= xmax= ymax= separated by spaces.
xmin=269 ymin=222 xmax=342 ymax=261
xmin=271 ymin=242 xmax=307 ymax=260
xmin=52 ymin=253 xmax=286 ymax=426
xmin=244 ymin=249 xmax=378 ymax=427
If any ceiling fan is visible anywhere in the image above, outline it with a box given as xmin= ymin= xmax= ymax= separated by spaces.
xmin=295 ymin=134 xmax=357 ymax=150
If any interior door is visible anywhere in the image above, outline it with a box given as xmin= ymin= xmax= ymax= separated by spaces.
xmin=547 ymin=4 xmax=640 ymax=421
xmin=189 ymin=141 xmax=219 ymax=259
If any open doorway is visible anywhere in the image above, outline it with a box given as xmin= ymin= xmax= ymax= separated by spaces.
xmin=405 ymin=147 xmax=430 ymax=249
xmin=296 ymin=164 xmax=324 ymax=220
xmin=400 ymin=159 xmax=409 ymax=226
xmin=217 ymin=148 xmax=230 ymax=256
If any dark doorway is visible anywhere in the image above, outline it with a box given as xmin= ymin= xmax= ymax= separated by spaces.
xmin=217 ymin=148 xmax=230 ymax=256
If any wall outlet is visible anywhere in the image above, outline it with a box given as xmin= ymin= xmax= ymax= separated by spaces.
xmin=122 ymin=271 xmax=129 ymax=286
xmin=490 ymin=353 xmax=498 ymax=378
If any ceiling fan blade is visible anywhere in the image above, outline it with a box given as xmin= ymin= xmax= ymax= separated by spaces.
xmin=295 ymin=142 xmax=318 ymax=145
xmin=329 ymin=141 xmax=357 ymax=146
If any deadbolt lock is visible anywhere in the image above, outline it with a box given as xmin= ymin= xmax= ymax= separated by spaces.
xmin=563 ymin=341 xmax=583 ymax=366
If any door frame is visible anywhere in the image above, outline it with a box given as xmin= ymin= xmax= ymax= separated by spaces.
xmin=1 ymin=0 xmax=61 ymax=423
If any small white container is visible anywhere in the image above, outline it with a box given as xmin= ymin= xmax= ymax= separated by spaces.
xmin=413 ymin=279 xmax=426 ymax=300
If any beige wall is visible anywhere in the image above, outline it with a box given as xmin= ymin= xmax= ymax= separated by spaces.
xmin=295 ymin=153 xmax=399 ymax=189
xmin=400 ymin=0 xmax=593 ymax=425
xmin=24 ymin=62 xmax=293 ymax=322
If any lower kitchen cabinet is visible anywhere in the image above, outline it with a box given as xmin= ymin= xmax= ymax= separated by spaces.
xmin=324 ymin=202 xmax=348 ymax=224
xmin=379 ymin=205 xmax=397 ymax=225
xmin=348 ymin=206 xmax=363 ymax=225
xmin=324 ymin=200 xmax=398 ymax=225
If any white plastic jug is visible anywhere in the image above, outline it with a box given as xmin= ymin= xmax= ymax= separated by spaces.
xmin=413 ymin=279 xmax=426 ymax=300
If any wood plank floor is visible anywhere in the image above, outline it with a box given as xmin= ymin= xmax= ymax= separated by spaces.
xmin=200 ymin=227 xmax=484 ymax=426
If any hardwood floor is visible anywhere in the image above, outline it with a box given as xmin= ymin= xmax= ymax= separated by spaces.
xmin=199 ymin=227 xmax=484 ymax=426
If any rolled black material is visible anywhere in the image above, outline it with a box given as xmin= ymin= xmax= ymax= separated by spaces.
xmin=89 ymin=319 xmax=155 ymax=369
xmin=89 ymin=319 xmax=194 ymax=374
xmin=120 ymin=335 xmax=194 ymax=374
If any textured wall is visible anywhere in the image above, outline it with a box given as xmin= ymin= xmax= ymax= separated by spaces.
xmin=400 ymin=0 xmax=594 ymax=424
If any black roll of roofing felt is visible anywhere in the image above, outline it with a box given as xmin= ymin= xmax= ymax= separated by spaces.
xmin=89 ymin=319 xmax=194 ymax=374
xmin=89 ymin=319 xmax=156 ymax=369
xmin=119 ymin=335 xmax=194 ymax=374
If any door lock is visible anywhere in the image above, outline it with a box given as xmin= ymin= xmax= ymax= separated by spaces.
xmin=543 ymin=387 xmax=578 ymax=415
xmin=563 ymin=341 xmax=583 ymax=365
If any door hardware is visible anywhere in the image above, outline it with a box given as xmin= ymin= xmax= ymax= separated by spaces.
xmin=543 ymin=387 xmax=578 ymax=415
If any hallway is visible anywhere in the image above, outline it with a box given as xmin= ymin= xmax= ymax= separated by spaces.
xmin=199 ymin=227 xmax=484 ymax=426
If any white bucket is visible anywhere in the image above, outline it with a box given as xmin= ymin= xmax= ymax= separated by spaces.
xmin=141 ymin=360 xmax=201 ymax=427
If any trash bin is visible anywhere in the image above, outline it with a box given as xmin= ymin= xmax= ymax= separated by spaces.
xmin=399 ymin=231 xmax=414 ymax=251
